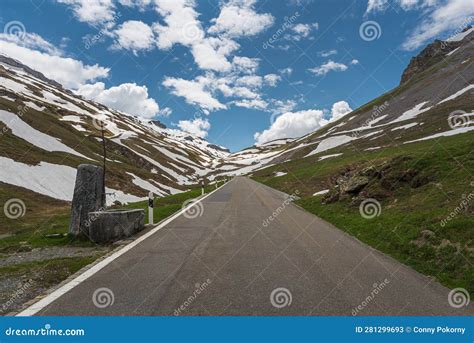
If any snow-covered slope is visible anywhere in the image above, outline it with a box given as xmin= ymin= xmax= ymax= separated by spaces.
xmin=0 ymin=55 xmax=229 ymax=204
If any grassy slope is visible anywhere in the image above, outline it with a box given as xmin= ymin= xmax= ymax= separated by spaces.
xmin=253 ymin=132 xmax=474 ymax=292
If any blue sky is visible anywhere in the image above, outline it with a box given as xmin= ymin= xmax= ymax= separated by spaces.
xmin=1 ymin=0 xmax=473 ymax=151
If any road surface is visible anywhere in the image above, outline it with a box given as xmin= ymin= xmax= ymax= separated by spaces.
xmin=30 ymin=177 xmax=472 ymax=315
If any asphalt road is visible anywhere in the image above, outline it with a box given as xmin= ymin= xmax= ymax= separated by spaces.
xmin=34 ymin=177 xmax=472 ymax=315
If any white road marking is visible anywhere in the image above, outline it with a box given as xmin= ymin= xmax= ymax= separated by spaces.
xmin=17 ymin=179 xmax=234 ymax=316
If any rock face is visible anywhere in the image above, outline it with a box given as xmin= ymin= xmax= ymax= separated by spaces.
xmin=69 ymin=164 xmax=105 ymax=237
xmin=87 ymin=209 xmax=145 ymax=243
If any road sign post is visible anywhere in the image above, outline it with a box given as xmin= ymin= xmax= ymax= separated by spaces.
xmin=201 ymin=181 xmax=204 ymax=196
xmin=148 ymin=191 xmax=154 ymax=225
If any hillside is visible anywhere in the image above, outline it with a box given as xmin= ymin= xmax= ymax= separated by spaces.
xmin=250 ymin=30 xmax=474 ymax=292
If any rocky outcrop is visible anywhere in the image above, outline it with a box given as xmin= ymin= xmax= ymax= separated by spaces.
xmin=69 ymin=164 xmax=105 ymax=237
xmin=322 ymin=156 xmax=429 ymax=205
xmin=400 ymin=26 xmax=472 ymax=85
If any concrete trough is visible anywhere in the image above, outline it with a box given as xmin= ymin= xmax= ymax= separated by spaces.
xmin=87 ymin=209 xmax=145 ymax=243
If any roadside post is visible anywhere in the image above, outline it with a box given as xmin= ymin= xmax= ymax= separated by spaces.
xmin=148 ymin=191 xmax=154 ymax=225
xmin=201 ymin=180 xmax=204 ymax=195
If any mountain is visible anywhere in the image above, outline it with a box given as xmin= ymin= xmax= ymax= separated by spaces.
xmin=216 ymin=27 xmax=474 ymax=177
xmin=0 ymin=54 xmax=230 ymax=206
xmin=0 ymin=28 xmax=472 ymax=205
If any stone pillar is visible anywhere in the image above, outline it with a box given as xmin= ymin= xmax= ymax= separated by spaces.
xmin=69 ymin=164 xmax=105 ymax=237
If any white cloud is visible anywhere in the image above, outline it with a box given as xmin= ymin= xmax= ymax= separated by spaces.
xmin=191 ymin=37 xmax=238 ymax=72
xmin=0 ymin=32 xmax=61 ymax=55
xmin=56 ymin=0 xmax=116 ymax=25
xmin=264 ymin=74 xmax=281 ymax=87
xmin=233 ymin=98 xmax=268 ymax=110
xmin=318 ymin=49 xmax=337 ymax=57
xmin=162 ymin=76 xmax=226 ymax=113
xmin=254 ymin=100 xmax=352 ymax=144
xmin=309 ymin=60 xmax=348 ymax=76
xmin=330 ymin=101 xmax=352 ymax=121
xmin=177 ymin=117 xmax=210 ymax=138
xmin=158 ymin=107 xmax=172 ymax=117
xmin=0 ymin=34 xmax=109 ymax=89
xmin=232 ymin=56 xmax=260 ymax=74
xmin=270 ymin=99 xmax=297 ymax=114
xmin=118 ymin=0 xmax=151 ymax=10
xmin=365 ymin=0 xmax=389 ymax=14
xmin=279 ymin=67 xmax=293 ymax=76
xmin=112 ymin=20 xmax=155 ymax=54
xmin=254 ymin=109 xmax=328 ymax=144
xmin=365 ymin=0 xmax=437 ymax=14
xmin=350 ymin=59 xmax=359 ymax=65
xmin=208 ymin=0 xmax=274 ymax=38
xmin=285 ymin=22 xmax=319 ymax=41
xmin=402 ymin=0 xmax=474 ymax=50
xmin=76 ymin=82 xmax=159 ymax=118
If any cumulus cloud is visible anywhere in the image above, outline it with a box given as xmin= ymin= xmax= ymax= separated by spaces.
xmin=162 ymin=76 xmax=226 ymax=113
xmin=330 ymin=101 xmax=352 ymax=121
xmin=254 ymin=100 xmax=352 ymax=144
xmin=208 ymin=0 xmax=274 ymax=38
xmin=56 ymin=0 xmax=117 ymax=25
xmin=0 ymin=34 xmax=109 ymax=89
xmin=177 ymin=117 xmax=210 ymax=138
xmin=309 ymin=60 xmax=348 ymax=76
xmin=76 ymin=82 xmax=159 ymax=118
xmin=112 ymin=20 xmax=155 ymax=54
xmin=254 ymin=109 xmax=328 ymax=144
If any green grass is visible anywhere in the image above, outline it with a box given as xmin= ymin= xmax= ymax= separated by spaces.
xmin=253 ymin=132 xmax=474 ymax=292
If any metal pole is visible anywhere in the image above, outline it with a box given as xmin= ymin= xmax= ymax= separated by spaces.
xmin=148 ymin=191 xmax=154 ymax=225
